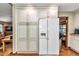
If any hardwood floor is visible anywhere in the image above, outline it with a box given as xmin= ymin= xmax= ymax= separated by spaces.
xmin=0 ymin=44 xmax=79 ymax=56
xmin=0 ymin=43 xmax=11 ymax=56
xmin=8 ymin=53 xmax=39 ymax=56
xmin=9 ymin=48 xmax=79 ymax=56
xmin=60 ymin=46 xmax=79 ymax=56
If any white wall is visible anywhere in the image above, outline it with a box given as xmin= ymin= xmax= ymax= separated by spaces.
xmin=74 ymin=10 xmax=79 ymax=28
xmin=58 ymin=12 xmax=75 ymax=47
xmin=0 ymin=4 xmax=12 ymax=22
xmin=0 ymin=16 xmax=11 ymax=22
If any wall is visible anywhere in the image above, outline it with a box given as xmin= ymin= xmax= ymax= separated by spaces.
xmin=74 ymin=9 xmax=79 ymax=28
xmin=58 ymin=12 xmax=75 ymax=47
xmin=0 ymin=4 xmax=12 ymax=22
xmin=0 ymin=17 xmax=11 ymax=22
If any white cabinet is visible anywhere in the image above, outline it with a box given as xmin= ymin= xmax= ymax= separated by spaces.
xmin=17 ymin=25 xmax=28 ymax=51
xmin=13 ymin=7 xmax=38 ymax=53
xmin=73 ymin=39 xmax=79 ymax=52
xmin=70 ymin=35 xmax=79 ymax=53
xmin=28 ymin=25 xmax=38 ymax=51
xmin=13 ymin=4 xmax=59 ymax=55
xmin=17 ymin=8 xmax=28 ymax=52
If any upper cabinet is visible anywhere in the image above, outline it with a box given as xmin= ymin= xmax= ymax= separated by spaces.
xmin=16 ymin=7 xmax=38 ymax=23
xmin=48 ymin=6 xmax=58 ymax=18
xmin=13 ymin=4 xmax=58 ymax=19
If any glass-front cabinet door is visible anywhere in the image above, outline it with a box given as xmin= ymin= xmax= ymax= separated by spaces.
xmin=16 ymin=7 xmax=38 ymax=52
xmin=17 ymin=8 xmax=28 ymax=52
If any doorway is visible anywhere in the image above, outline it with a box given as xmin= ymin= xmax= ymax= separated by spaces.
xmin=59 ymin=17 xmax=68 ymax=49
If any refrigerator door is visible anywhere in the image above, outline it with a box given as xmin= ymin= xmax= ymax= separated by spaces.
xmin=48 ymin=18 xmax=59 ymax=55
xmin=39 ymin=18 xmax=48 ymax=55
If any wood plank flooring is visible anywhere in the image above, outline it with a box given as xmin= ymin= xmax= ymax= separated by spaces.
xmin=60 ymin=47 xmax=79 ymax=56
xmin=0 ymin=44 xmax=79 ymax=56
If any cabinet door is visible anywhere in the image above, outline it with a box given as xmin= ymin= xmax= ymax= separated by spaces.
xmin=48 ymin=18 xmax=59 ymax=55
xmin=73 ymin=39 xmax=79 ymax=52
xmin=27 ymin=9 xmax=38 ymax=51
xmin=17 ymin=8 xmax=27 ymax=23
xmin=17 ymin=24 xmax=27 ymax=52
xmin=17 ymin=8 xmax=28 ymax=52
xmin=28 ymin=24 xmax=38 ymax=51
xmin=70 ymin=37 xmax=79 ymax=53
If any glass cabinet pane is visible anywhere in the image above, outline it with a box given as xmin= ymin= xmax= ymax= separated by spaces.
xmin=28 ymin=23 xmax=38 ymax=51
xmin=17 ymin=24 xmax=28 ymax=51
xmin=28 ymin=24 xmax=38 ymax=40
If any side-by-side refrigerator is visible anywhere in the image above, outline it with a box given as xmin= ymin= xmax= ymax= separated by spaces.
xmin=39 ymin=17 xmax=59 ymax=55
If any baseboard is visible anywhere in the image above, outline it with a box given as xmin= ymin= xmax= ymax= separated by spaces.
xmin=11 ymin=51 xmax=39 ymax=56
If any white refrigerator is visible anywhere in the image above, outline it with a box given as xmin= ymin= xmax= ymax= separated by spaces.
xmin=39 ymin=18 xmax=59 ymax=55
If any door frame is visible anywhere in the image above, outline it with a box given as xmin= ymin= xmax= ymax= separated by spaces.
xmin=59 ymin=16 xmax=68 ymax=49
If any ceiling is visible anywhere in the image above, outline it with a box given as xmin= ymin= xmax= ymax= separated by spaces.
xmin=57 ymin=3 xmax=79 ymax=12
xmin=15 ymin=3 xmax=79 ymax=12
xmin=0 ymin=3 xmax=79 ymax=13
xmin=36 ymin=3 xmax=79 ymax=12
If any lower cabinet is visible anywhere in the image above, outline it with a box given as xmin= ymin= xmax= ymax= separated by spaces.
xmin=16 ymin=22 xmax=38 ymax=52
xmin=28 ymin=40 xmax=38 ymax=51
xmin=73 ymin=39 xmax=79 ymax=52
xmin=70 ymin=36 xmax=79 ymax=53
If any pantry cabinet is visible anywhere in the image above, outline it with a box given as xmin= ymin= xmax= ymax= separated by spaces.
xmin=13 ymin=6 xmax=38 ymax=53
xmin=13 ymin=4 xmax=59 ymax=55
